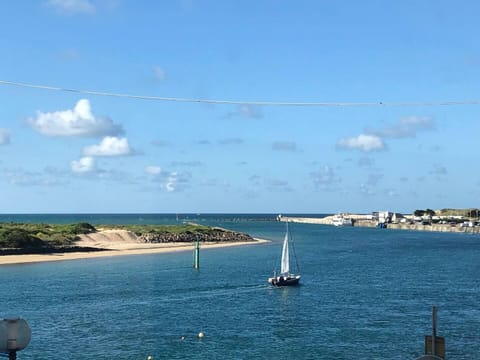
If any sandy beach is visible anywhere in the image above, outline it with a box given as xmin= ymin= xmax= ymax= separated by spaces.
xmin=0 ymin=229 xmax=268 ymax=266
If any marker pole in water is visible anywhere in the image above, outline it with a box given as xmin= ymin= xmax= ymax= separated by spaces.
xmin=193 ymin=237 xmax=200 ymax=269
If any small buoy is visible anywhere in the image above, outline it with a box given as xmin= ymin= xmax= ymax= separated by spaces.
xmin=198 ymin=332 xmax=204 ymax=338
xmin=147 ymin=356 xmax=152 ymax=360
xmin=180 ymin=336 xmax=185 ymax=340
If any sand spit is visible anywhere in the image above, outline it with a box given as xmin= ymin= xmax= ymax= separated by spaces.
xmin=0 ymin=229 xmax=268 ymax=266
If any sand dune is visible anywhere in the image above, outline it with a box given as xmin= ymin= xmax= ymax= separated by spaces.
xmin=77 ymin=229 xmax=143 ymax=249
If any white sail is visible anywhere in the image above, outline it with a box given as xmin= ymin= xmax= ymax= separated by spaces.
xmin=280 ymin=230 xmax=290 ymax=275
xmin=268 ymin=220 xmax=300 ymax=286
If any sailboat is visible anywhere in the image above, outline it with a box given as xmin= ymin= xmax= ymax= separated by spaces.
xmin=268 ymin=221 xmax=301 ymax=286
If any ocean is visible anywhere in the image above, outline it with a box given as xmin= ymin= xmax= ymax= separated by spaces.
xmin=0 ymin=214 xmax=479 ymax=359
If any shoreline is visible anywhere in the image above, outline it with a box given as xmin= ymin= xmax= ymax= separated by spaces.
xmin=0 ymin=229 xmax=269 ymax=266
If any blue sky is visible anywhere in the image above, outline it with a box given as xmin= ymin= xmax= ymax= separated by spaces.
xmin=1 ymin=0 xmax=479 ymax=214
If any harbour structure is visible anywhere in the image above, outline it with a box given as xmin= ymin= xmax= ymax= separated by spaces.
xmin=279 ymin=211 xmax=480 ymax=233
xmin=331 ymin=213 xmax=353 ymax=226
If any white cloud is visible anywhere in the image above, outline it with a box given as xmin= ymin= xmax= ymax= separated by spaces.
xmin=310 ymin=165 xmax=342 ymax=191
xmin=71 ymin=156 xmax=95 ymax=173
xmin=336 ymin=134 xmax=385 ymax=152
xmin=366 ymin=116 xmax=435 ymax=139
xmin=145 ymin=166 xmax=162 ymax=175
xmin=83 ymin=136 xmax=134 ymax=156
xmin=166 ymin=172 xmax=178 ymax=192
xmin=153 ymin=66 xmax=166 ymax=81
xmin=46 ymin=0 xmax=95 ymax=14
xmin=0 ymin=129 xmax=10 ymax=145
xmin=164 ymin=171 xmax=191 ymax=192
xmin=30 ymin=99 xmax=124 ymax=137
xmin=145 ymin=168 xmax=191 ymax=192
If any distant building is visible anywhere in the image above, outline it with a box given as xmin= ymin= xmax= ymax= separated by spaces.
xmin=372 ymin=211 xmax=393 ymax=224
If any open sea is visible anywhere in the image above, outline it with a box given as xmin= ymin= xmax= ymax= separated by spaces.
xmin=0 ymin=214 xmax=479 ymax=359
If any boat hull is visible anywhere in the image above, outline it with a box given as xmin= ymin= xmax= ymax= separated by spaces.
xmin=268 ymin=275 xmax=301 ymax=287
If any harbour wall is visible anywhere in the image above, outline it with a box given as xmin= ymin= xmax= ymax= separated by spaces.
xmin=280 ymin=215 xmax=480 ymax=234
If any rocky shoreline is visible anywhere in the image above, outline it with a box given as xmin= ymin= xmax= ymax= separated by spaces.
xmin=139 ymin=228 xmax=255 ymax=243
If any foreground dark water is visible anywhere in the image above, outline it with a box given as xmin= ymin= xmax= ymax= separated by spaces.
xmin=0 ymin=214 xmax=479 ymax=359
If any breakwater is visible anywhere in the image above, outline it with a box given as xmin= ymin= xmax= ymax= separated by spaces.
xmin=280 ymin=215 xmax=480 ymax=233
xmin=139 ymin=228 xmax=255 ymax=243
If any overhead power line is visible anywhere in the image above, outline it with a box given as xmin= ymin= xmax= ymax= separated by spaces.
xmin=0 ymin=79 xmax=479 ymax=107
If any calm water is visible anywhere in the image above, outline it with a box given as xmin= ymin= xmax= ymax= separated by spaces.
xmin=0 ymin=214 xmax=479 ymax=359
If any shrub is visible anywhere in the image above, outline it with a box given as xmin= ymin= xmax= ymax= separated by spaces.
xmin=71 ymin=223 xmax=96 ymax=234
xmin=0 ymin=229 xmax=47 ymax=248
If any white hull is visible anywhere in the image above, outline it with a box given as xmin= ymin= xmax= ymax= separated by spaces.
xmin=332 ymin=215 xmax=353 ymax=226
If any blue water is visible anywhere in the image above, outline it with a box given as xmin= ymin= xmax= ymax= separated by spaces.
xmin=0 ymin=214 xmax=479 ymax=359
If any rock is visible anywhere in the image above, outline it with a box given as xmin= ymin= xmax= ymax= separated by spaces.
xmin=138 ymin=229 xmax=254 ymax=243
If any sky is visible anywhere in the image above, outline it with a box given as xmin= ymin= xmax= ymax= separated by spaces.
xmin=1 ymin=0 xmax=480 ymax=214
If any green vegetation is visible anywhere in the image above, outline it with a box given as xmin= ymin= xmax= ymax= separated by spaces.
xmin=0 ymin=222 xmax=230 ymax=250
xmin=0 ymin=222 xmax=96 ymax=249
xmin=413 ymin=208 xmax=480 ymax=219
xmin=437 ymin=208 xmax=480 ymax=218
xmin=111 ymin=223 xmax=212 ymax=236
xmin=413 ymin=209 xmax=436 ymax=217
